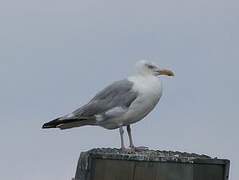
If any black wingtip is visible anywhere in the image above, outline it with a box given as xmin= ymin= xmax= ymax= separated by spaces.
xmin=42 ymin=118 xmax=60 ymax=129
xmin=42 ymin=123 xmax=54 ymax=129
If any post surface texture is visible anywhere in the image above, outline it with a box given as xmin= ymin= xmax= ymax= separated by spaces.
xmin=74 ymin=148 xmax=230 ymax=180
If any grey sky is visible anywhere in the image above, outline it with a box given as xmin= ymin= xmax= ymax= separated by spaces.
xmin=0 ymin=0 xmax=238 ymax=179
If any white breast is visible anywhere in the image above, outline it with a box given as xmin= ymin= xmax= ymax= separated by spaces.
xmin=123 ymin=75 xmax=163 ymax=125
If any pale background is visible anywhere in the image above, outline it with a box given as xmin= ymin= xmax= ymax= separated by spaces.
xmin=0 ymin=0 xmax=238 ymax=180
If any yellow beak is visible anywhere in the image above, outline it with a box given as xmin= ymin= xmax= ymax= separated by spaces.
xmin=158 ymin=69 xmax=175 ymax=76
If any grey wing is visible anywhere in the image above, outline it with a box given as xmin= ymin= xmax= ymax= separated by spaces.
xmin=72 ymin=79 xmax=138 ymax=119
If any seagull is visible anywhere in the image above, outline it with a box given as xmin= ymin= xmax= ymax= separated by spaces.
xmin=42 ymin=60 xmax=174 ymax=151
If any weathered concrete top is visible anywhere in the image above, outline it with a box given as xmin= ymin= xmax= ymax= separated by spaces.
xmin=81 ymin=148 xmax=214 ymax=163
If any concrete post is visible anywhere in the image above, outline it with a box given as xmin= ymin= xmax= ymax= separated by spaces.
xmin=74 ymin=148 xmax=230 ymax=180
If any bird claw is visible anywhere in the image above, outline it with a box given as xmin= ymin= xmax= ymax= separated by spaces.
xmin=120 ymin=147 xmax=135 ymax=153
xmin=130 ymin=146 xmax=149 ymax=152
xmin=120 ymin=146 xmax=149 ymax=153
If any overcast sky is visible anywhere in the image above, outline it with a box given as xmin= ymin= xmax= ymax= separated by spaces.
xmin=0 ymin=0 xmax=238 ymax=180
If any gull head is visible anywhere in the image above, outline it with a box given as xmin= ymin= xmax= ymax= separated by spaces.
xmin=135 ymin=60 xmax=175 ymax=77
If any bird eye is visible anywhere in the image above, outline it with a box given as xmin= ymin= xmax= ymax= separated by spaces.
xmin=147 ymin=64 xmax=155 ymax=69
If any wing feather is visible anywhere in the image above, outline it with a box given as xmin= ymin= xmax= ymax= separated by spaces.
xmin=42 ymin=79 xmax=138 ymax=129
xmin=73 ymin=79 xmax=138 ymax=118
